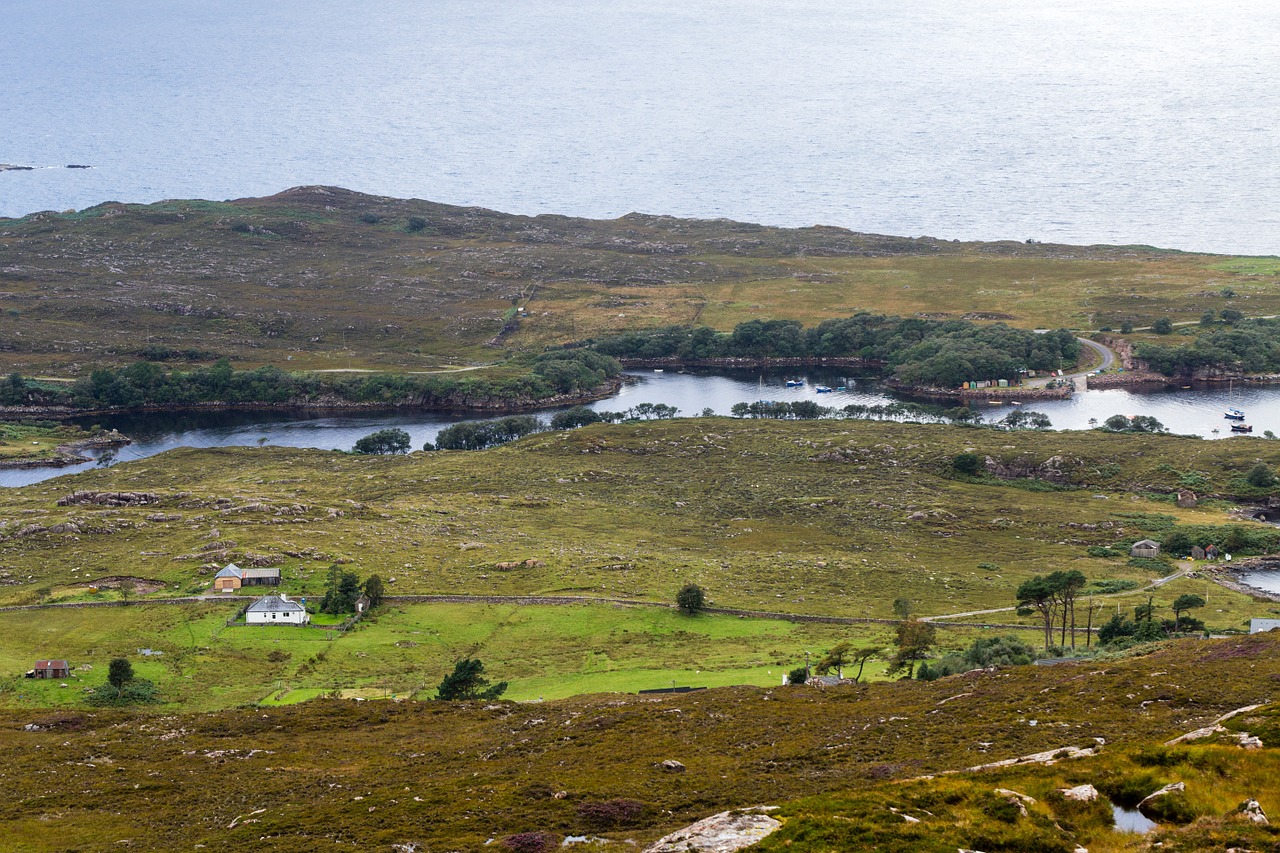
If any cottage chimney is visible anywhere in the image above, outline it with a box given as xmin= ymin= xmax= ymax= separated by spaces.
xmin=280 ymin=593 xmax=289 ymax=602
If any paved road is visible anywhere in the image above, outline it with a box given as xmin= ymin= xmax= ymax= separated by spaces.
xmin=1024 ymin=336 xmax=1116 ymax=391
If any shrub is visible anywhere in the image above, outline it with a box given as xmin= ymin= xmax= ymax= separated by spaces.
xmin=1086 ymin=545 xmax=1120 ymax=558
xmin=787 ymin=666 xmax=809 ymax=685
xmin=406 ymin=216 xmax=428 ymax=232
xmin=500 ymin=832 xmax=559 ymax=853
xmin=676 ymin=583 xmax=705 ymax=614
xmin=575 ymin=798 xmax=648 ymax=829
xmin=1153 ymin=317 xmax=1174 ymax=334
xmin=1246 ymin=462 xmax=1276 ymax=488
xmin=953 ymin=452 xmax=983 ymax=475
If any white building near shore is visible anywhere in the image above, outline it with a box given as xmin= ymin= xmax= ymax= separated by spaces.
xmin=246 ymin=594 xmax=310 ymax=625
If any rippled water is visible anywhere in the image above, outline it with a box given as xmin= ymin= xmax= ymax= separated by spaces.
xmin=4 ymin=369 xmax=1279 ymax=488
xmin=3 ymin=0 xmax=1279 ymax=253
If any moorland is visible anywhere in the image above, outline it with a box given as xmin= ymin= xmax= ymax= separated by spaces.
xmin=4 ymin=189 xmax=1280 ymax=852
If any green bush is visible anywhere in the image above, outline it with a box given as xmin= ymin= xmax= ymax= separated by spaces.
xmin=953 ymin=453 xmax=983 ymax=475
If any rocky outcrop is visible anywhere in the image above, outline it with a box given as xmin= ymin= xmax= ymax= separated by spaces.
xmin=57 ymin=490 xmax=162 ymax=507
xmin=1238 ymin=799 xmax=1269 ymax=825
xmin=643 ymin=807 xmax=781 ymax=853
xmin=984 ymin=454 xmax=1075 ymax=483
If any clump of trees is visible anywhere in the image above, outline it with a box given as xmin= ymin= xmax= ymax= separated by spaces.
xmin=917 ymin=635 xmax=1038 ymax=681
xmin=436 ymin=658 xmax=507 ymax=700
xmin=1099 ymin=414 xmax=1167 ymax=433
xmin=1015 ymin=570 xmax=1088 ymax=651
xmin=434 ymin=415 xmax=540 ymax=450
xmin=318 ymin=565 xmax=383 ymax=614
xmin=1137 ymin=317 xmax=1280 ymax=376
xmin=1097 ymin=594 xmax=1207 ymax=647
xmin=814 ymin=642 xmax=882 ymax=682
xmin=353 ymin=428 xmax=411 ymax=455
xmin=591 ymin=314 xmax=1081 ymax=389
xmin=87 ymin=657 xmax=158 ymax=706
xmin=1161 ymin=524 xmax=1280 ymax=557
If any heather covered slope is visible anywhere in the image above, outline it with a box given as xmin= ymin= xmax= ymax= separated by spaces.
xmin=1 ymin=632 xmax=1278 ymax=852
xmin=1 ymin=187 xmax=1274 ymax=376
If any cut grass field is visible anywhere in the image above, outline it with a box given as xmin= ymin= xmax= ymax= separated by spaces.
xmin=2 ymin=187 xmax=1279 ymax=378
xmin=0 ymin=601 xmax=909 ymax=710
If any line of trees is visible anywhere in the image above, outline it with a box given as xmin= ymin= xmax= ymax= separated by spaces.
xmin=0 ymin=350 xmax=621 ymax=411
xmin=729 ymin=399 xmax=1051 ymax=429
xmin=590 ymin=314 xmax=1081 ymax=388
xmin=1137 ymin=318 xmax=1280 ymax=376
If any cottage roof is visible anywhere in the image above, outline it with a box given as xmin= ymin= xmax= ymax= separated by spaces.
xmin=1132 ymin=539 xmax=1160 ymax=548
xmin=34 ymin=660 xmax=69 ymax=669
xmin=241 ymin=567 xmax=281 ymax=579
xmin=247 ymin=595 xmax=306 ymax=614
xmin=215 ymin=563 xmax=242 ymax=579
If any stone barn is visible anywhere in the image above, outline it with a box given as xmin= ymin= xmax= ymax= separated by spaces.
xmin=1130 ymin=539 xmax=1160 ymax=559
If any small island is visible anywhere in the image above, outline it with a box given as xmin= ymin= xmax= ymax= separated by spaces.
xmin=0 ymin=422 xmax=130 ymax=468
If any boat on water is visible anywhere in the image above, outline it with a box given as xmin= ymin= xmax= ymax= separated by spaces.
xmin=1231 ymin=423 xmax=1253 ymax=433
xmin=653 ymin=368 xmax=664 ymax=373
xmin=785 ymin=379 xmax=804 ymax=387
xmin=1225 ymin=408 xmax=1246 ymax=420
xmin=815 ymin=385 xmax=833 ymax=393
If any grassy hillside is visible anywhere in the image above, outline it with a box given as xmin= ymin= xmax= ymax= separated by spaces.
xmin=1 ymin=419 xmax=1279 ymax=710
xmin=1 ymin=632 xmax=1278 ymax=851
xmin=2 ymin=187 xmax=1277 ymax=376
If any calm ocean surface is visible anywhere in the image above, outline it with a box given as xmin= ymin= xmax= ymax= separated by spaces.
xmin=3 ymin=0 xmax=1279 ymax=254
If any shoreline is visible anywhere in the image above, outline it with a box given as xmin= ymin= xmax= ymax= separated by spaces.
xmin=0 ymin=429 xmax=132 ymax=470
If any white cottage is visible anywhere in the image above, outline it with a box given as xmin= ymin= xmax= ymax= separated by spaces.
xmin=246 ymin=594 xmax=310 ymax=626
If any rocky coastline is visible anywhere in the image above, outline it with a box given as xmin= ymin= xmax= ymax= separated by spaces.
xmin=1207 ymin=556 xmax=1280 ymax=603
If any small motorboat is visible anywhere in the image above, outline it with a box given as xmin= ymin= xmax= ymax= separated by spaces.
xmin=1230 ymin=423 xmax=1253 ymax=433
xmin=653 ymin=368 xmax=664 ymax=373
xmin=785 ymin=379 xmax=804 ymax=387
xmin=1225 ymin=408 xmax=1246 ymax=420
xmin=815 ymin=385 xmax=833 ymax=393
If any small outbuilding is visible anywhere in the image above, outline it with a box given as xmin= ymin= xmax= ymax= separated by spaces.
xmin=214 ymin=564 xmax=243 ymax=592
xmin=213 ymin=563 xmax=282 ymax=592
xmin=27 ymin=660 xmax=70 ymax=679
xmin=1131 ymin=539 xmax=1161 ymax=559
xmin=246 ymin=594 xmax=309 ymax=626
xmin=1190 ymin=545 xmax=1207 ymax=561
xmin=1250 ymin=618 xmax=1280 ymax=634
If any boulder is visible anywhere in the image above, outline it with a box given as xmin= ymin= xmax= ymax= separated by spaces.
xmin=1059 ymin=784 xmax=1099 ymax=802
xmin=1238 ymin=799 xmax=1268 ymax=825
xmin=643 ymin=807 xmax=780 ymax=853
xmin=660 ymin=759 xmax=686 ymax=773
